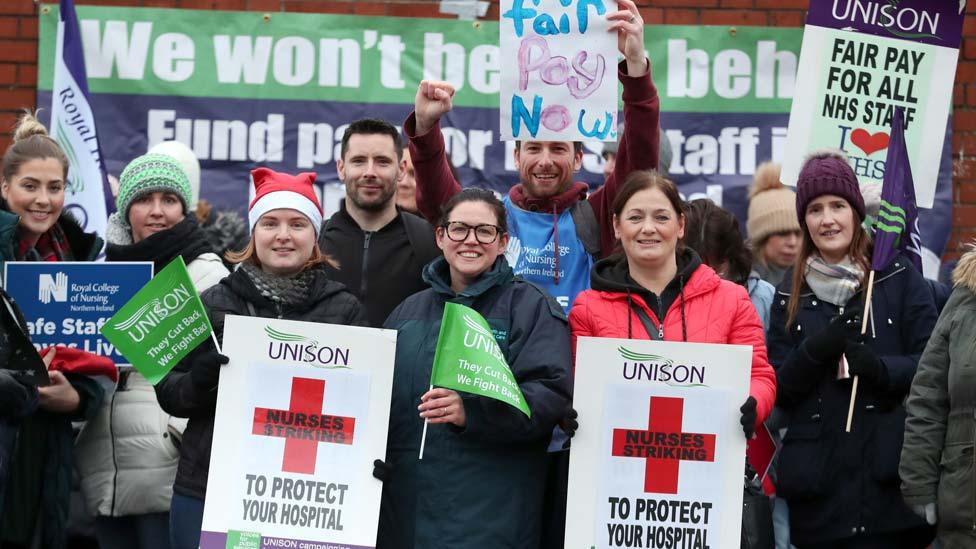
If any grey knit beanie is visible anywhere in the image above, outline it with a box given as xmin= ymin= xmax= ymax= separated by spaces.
xmin=117 ymin=153 xmax=192 ymax=220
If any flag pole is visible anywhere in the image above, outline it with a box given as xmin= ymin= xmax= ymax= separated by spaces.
xmin=418 ymin=383 xmax=433 ymax=460
xmin=845 ymin=269 xmax=876 ymax=433
xmin=210 ymin=331 xmax=223 ymax=356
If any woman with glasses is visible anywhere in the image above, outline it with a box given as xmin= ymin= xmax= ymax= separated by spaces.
xmin=378 ymin=188 xmax=572 ymax=549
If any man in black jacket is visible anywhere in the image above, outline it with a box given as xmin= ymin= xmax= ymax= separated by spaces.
xmin=319 ymin=119 xmax=440 ymax=327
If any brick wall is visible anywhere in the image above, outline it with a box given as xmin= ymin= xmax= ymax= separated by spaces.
xmin=2 ymin=0 xmax=974 ymax=260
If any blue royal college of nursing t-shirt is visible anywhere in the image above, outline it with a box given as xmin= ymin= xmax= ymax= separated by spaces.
xmin=502 ymin=198 xmax=593 ymax=313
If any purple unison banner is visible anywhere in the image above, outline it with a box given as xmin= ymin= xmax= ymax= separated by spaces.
xmin=807 ymin=0 xmax=965 ymax=48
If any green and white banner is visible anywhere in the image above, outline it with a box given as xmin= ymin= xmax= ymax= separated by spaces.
xmin=35 ymin=5 xmax=953 ymax=275
xmin=99 ymin=256 xmax=212 ymax=384
xmin=431 ymin=302 xmax=529 ymax=417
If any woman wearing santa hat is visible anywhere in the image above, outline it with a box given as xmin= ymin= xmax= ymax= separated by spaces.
xmin=155 ymin=167 xmax=367 ymax=549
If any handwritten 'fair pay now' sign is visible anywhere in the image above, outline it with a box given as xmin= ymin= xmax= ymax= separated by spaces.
xmin=500 ymin=0 xmax=618 ymax=142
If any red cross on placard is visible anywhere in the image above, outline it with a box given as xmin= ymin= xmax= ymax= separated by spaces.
xmin=611 ymin=396 xmax=716 ymax=494
xmin=251 ymin=377 xmax=356 ymax=474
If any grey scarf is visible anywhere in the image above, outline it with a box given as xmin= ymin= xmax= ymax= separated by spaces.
xmin=240 ymin=263 xmax=318 ymax=307
xmin=804 ymin=254 xmax=863 ymax=307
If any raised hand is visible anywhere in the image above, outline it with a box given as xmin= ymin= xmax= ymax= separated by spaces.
xmin=606 ymin=0 xmax=647 ymax=76
xmin=414 ymin=80 xmax=456 ymax=136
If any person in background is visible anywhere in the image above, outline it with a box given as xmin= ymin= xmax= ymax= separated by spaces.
xmin=318 ymin=119 xmax=440 ymax=327
xmin=74 ymin=153 xmax=229 ymax=549
xmin=396 ymin=148 xmax=420 ymax=214
xmin=748 ymin=162 xmax=802 ymax=288
xmin=380 ymin=189 xmax=571 ymax=549
xmin=602 ymin=126 xmax=672 ymax=181
xmin=683 ymin=198 xmax=775 ymax=332
xmin=396 ymin=148 xmax=461 ymax=216
xmin=569 ymin=171 xmax=776 ymax=445
xmin=683 ymin=197 xmax=793 ymax=548
xmin=859 ymin=180 xmax=951 ymax=313
xmin=767 ymin=150 xmax=937 ymax=548
xmin=149 ymin=140 xmax=248 ymax=269
xmin=155 ymin=167 xmax=366 ymax=549
xmin=0 ymin=112 xmax=108 ymax=549
xmin=900 ymin=242 xmax=976 ymax=547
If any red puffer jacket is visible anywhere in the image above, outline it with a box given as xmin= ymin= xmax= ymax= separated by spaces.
xmin=569 ymin=250 xmax=776 ymax=427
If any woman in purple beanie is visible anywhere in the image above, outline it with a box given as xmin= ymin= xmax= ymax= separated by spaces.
xmin=765 ymin=150 xmax=938 ymax=548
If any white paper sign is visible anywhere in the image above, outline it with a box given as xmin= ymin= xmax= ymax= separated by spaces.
xmin=200 ymin=315 xmax=396 ymax=549
xmin=566 ymin=337 xmax=751 ymax=549
xmin=499 ymin=0 xmax=619 ymax=141
xmin=780 ymin=1 xmax=965 ymax=208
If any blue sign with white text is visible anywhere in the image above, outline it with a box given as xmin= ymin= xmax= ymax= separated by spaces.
xmin=3 ymin=262 xmax=154 ymax=364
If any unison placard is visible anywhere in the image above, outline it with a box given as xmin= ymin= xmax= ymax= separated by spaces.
xmin=201 ymin=315 xmax=396 ymax=549
xmin=566 ymin=337 xmax=751 ymax=548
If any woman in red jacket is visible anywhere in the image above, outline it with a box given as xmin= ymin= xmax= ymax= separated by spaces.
xmin=569 ymin=171 xmax=776 ymax=436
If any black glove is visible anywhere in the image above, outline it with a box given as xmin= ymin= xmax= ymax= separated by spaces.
xmin=559 ymin=407 xmax=579 ymax=438
xmin=845 ymin=342 xmax=888 ymax=387
xmin=739 ymin=396 xmax=757 ymax=440
xmin=804 ymin=306 xmax=863 ymax=364
xmin=372 ymin=459 xmax=392 ymax=482
xmin=188 ymin=349 xmax=229 ymax=389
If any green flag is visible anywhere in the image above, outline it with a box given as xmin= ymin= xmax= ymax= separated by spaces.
xmin=431 ymin=302 xmax=530 ymax=417
xmin=100 ymin=257 xmax=213 ymax=385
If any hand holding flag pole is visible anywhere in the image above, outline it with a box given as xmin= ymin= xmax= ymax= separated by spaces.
xmin=845 ymin=106 xmax=921 ymax=432
xmin=418 ymin=303 xmax=531 ymax=459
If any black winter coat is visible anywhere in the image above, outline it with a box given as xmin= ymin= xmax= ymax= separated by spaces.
xmin=768 ymin=255 xmax=937 ymax=546
xmin=0 ymin=209 xmax=105 ymax=549
xmin=0 ymin=289 xmax=38 ymax=512
xmin=155 ymin=265 xmax=367 ymax=500
xmin=319 ymin=204 xmax=440 ymax=328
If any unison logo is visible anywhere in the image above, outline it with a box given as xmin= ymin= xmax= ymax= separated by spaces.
xmin=832 ymin=0 xmax=942 ymax=40
xmin=461 ymin=313 xmax=505 ymax=361
xmin=618 ymin=346 xmax=707 ymax=387
xmin=264 ymin=325 xmax=350 ymax=368
xmin=112 ymin=283 xmax=193 ymax=342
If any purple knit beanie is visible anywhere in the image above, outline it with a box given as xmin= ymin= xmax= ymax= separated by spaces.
xmin=795 ymin=149 xmax=865 ymax=222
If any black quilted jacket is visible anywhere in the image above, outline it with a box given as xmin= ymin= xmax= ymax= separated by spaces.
xmin=155 ymin=265 xmax=367 ymax=499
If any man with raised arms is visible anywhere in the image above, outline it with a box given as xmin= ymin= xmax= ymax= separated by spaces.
xmin=403 ymin=0 xmax=660 ymax=313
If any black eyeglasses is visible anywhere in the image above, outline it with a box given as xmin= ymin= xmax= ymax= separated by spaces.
xmin=441 ymin=221 xmax=504 ymax=244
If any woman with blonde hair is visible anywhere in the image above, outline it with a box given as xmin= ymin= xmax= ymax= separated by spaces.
xmin=0 ymin=112 xmax=108 ymax=549
xmin=154 ymin=168 xmax=366 ymax=549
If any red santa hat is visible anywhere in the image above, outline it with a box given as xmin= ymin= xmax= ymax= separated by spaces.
xmin=248 ymin=167 xmax=323 ymax=234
